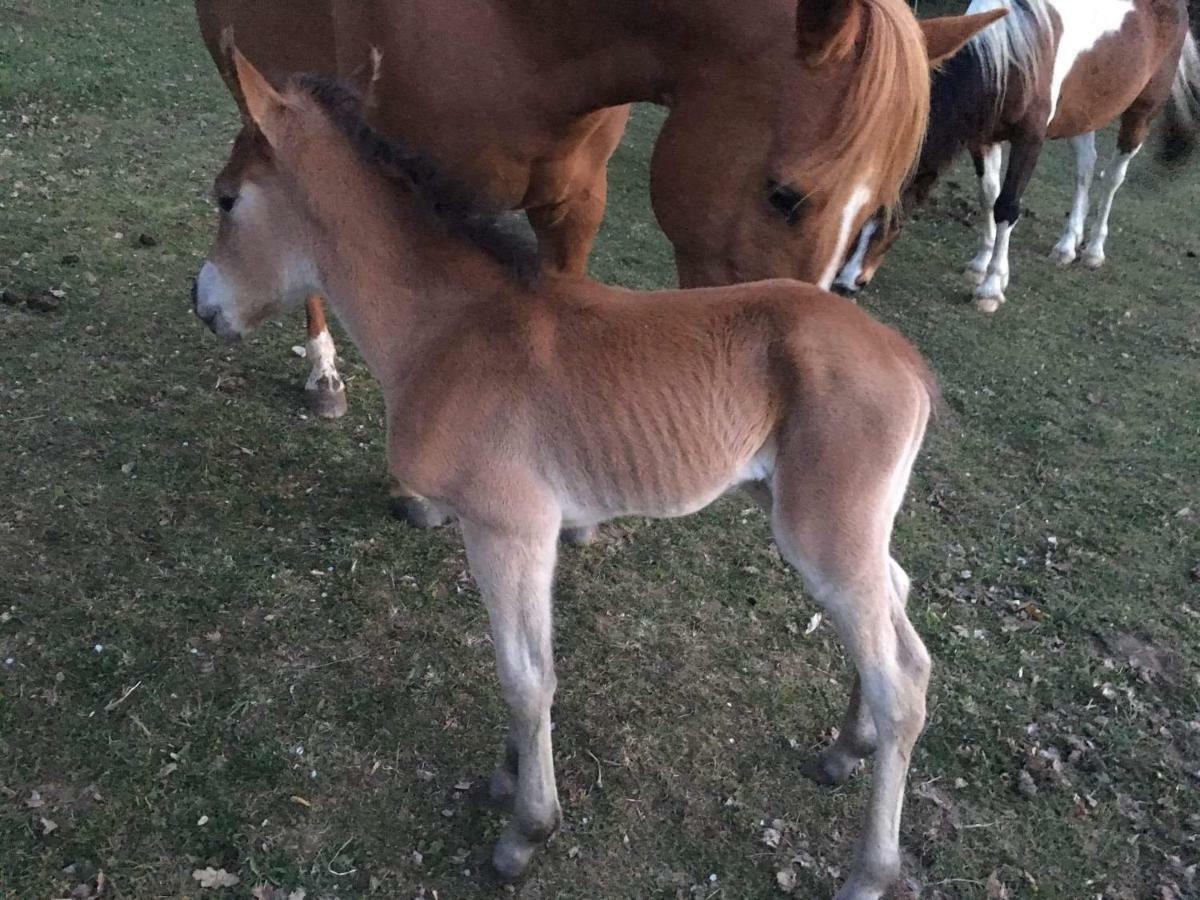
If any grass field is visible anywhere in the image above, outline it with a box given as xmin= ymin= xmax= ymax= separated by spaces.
xmin=2 ymin=2 xmax=1198 ymax=898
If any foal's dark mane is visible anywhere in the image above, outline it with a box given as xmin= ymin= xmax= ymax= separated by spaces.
xmin=297 ymin=74 xmax=542 ymax=286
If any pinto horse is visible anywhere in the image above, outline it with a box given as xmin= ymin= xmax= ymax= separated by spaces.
xmin=197 ymin=0 xmax=1002 ymax=414
xmin=835 ymin=0 xmax=1200 ymax=312
xmin=196 ymin=50 xmax=943 ymax=900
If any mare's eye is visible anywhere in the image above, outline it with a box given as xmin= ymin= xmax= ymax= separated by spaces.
xmin=217 ymin=193 xmax=237 ymax=213
xmin=765 ymin=179 xmax=808 ymax=226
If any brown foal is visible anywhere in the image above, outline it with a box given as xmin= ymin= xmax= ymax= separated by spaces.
xmin=197 ymin=0 xmax=1000 ymax=420
xmin=195 ymin=53 xmax=943 ymax=900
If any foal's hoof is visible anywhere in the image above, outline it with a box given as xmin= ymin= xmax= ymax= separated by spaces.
xmin=1082 ymin=251 xmax=1105 ymax=270
xmin=974 ymin=294 xmax=1003 ymax=314
xmin=306 ymin=377 xmax=348 ymax=419
xmin=390 ymin=494 xmax=449 ymax=528
xmin=484 ymin=767 xmax=518 ymax=812
xmin=490 ymin=830 xmax=541 ymax=882
xmin=800 ymin=749 xmax=862 ymax=787
xmin=560 ymin=525 xmax=597 ymax=546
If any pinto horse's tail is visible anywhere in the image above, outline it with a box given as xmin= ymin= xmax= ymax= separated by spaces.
xmin=1161 ymin=31 xmax=1200 ymax=162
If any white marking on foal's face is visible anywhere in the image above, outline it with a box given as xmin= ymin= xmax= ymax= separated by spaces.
xmin=1045 ymin=0 xmax=1135 ymax=123
xmin=834 ymin=217 xmax=880 ymax=293
xmin=818 ymin=184 xmax=873 ymax=290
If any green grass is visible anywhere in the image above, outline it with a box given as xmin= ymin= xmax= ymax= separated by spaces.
xmin=1 ymin=1 xmax=1198 ymax=898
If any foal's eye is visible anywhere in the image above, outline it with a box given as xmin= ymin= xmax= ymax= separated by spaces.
xmin=765 ymin=179 xmax=808 ymax=226
xmin=217 ymin=193 xmax=237 ymax=213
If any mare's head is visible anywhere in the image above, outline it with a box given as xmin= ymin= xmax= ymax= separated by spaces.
xmin=651 ymin=0 xmax=1004 ymax=290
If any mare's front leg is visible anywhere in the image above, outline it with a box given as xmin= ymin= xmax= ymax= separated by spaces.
xmin=975 ymin=133 xmax=1044 ymax=313
xmin=965 ymin=144 xmax=1002 ymax=283
xmin=303 ymin=296 xmax=348 ymax=418
xmin=1051 ymin=133 xmax=1097 ymax=266
xmin=462 ymin=512 xmax=563 ymax=880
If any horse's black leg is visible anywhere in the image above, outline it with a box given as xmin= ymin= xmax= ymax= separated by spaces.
xmin=975 ymin=132 xmax=1044 ymax=312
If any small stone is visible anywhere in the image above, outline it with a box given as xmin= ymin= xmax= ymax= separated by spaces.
xmin=761 ymin=826 xmax=782 ymax=849
xmin=776 ymin=866 xmax=798 ymax=892
xmin=1016 ymin=769 xmax=1038 ymax=798
xmin=26 ymin=292 xmax=60 ymax=312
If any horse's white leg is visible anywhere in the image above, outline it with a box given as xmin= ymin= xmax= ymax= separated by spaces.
xmin=1051 ymin=132 xmax=1097 ymax=266
xmin=966 ymin=144 xmax=1003 ymax=283
xmin=304 ymin=296 xmax=347 ymax=418
xmin=1082 ymin=143 xmax=1141 ymax=269
xmin=462 ymin=515 xmax=562 ymax=880
xmin=975 ymin=133 xmax=1044 ymax=313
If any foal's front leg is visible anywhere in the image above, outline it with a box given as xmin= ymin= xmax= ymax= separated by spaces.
xmin=462 ymin=516 xmax=562 ymax=880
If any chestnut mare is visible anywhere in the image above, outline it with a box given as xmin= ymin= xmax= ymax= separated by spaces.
xmin=196 ymin=51 xmax=942 ymax=900
xmin=835 ymin=0 xmax=1200 ymax=312
xmin=197 ymin=0 xmax=1001 ymax=414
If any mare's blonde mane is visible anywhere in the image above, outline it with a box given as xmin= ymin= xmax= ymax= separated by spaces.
xmin=804 ymin=0 xmax=931 ymax=214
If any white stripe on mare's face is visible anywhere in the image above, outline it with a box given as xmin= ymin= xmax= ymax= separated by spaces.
xmin=834 ymin=217 xmax=880 ymax=294
xmin=1045 ymin=0 xmax=1135 ymax=123
xmin=818 ymin=184 xmax=873 ymax=290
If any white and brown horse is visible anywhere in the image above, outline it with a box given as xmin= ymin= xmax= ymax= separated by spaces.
xmin=195 ymin=51 xmax=942 ymax=900
xmin=197 ymin=0 xmax=1001 ymax=416
xmin=835 ymin=0 xmax=1200 ymax=312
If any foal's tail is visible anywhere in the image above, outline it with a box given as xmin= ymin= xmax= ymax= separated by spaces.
xmin=1160 ymin=31 xmax=1200 ymax=163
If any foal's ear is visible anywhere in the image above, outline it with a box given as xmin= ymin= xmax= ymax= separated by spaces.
xmin=795 ymin=0 xmax=862 ymax=64
xmin=920 ymin=9 xmax=1008 ymax=66
xmin=231 ymin=47 xmax=289 ymax=145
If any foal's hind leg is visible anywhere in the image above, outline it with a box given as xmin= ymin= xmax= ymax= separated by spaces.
xmin=773 ymin=478 xmax=930 ymax=899
xmin=303 ymin=296 xmax=348 ymax=418
xmin=1051 ymin=133 xmax=1097 ymax=266
xmin=802 ymin=559 xmax=911 ymax=788
xmin=1082 ymin=112 xmax=1150 ymax=269
xmin=461 ymin=513 xmax=562 ymax=880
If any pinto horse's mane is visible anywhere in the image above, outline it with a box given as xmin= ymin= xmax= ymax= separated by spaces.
xmin=296 ymin=73 xmax=542 ymax=286
xmin=801 ymin=0 xmax=931 ymax=213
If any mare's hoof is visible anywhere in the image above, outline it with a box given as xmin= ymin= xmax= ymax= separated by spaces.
xmin=390 ymin=494 xmax=449 ymax=528
xmin=560 ymin=525 xmax=597 ymax=546
xmin=974 ymin=295 xmax=1003 ymax=314
xmin=1082 ymin=252 xmax=1105 ymax=269
xmin=800 ymin=750 xmax=861 ymax=787
xmin=306 ymin=378 xmax=348 ymax=419
xmin=1050 ymin=247 xmax=1076 ymax=267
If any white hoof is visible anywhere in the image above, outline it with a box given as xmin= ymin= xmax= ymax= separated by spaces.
xmin=1050 ymin=245 xmax=1076 ymax=267
xmin=975 ymin=294 xmax=1003 ymax=314
xmin=1082 ymin=252 xmax=1105 ymax=269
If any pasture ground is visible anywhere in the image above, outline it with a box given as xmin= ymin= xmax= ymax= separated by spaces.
xmin=1 ymin=1 xmax=1198 ymax=897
